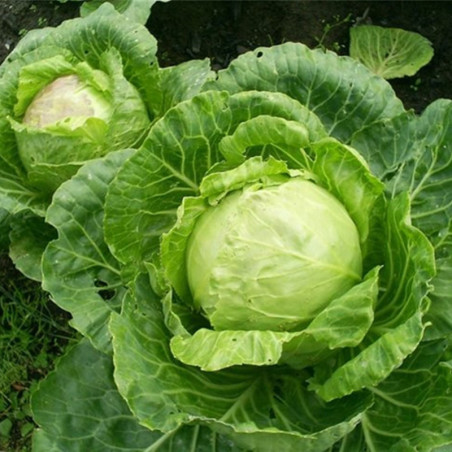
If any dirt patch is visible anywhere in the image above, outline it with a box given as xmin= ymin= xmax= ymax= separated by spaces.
xmin=0 ymin=1 xmax=450 ymax=112
xmin=148 ymin=1 xmax=451 ymax=112
xmin=0 ymin=1 xmax=79 ymax=61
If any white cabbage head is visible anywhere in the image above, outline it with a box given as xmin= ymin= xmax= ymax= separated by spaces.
xmin=23 ymin=74 xmax=111 ymax=129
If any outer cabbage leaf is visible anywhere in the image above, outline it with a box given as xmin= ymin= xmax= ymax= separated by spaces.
xmin=31 ymin=339 xmax=160 ymax=452
xmin=205 ymin=42 xmax=405 ymax=142
xmin=310 ymin=311 xmax=426 ymax=402
xmin=361 ymin=341 xmax=452 ymax=451
xmin=32 ymin=338 xmax=237 ymax=452
xmin=0 ymin=167 xmax=46 ymax=217
xmin=352 ymin=99 xmax=452 ymax=340
xmin=349 ymin=25 xmax=434 ymax=79
xmin=41 ymin=150 xmax=133 ymax=352
xmin=104 ymin=90 xmax=231 ymax=270
xmin=351 ymin=100 xmax=452 ymax=246
xmin=425 ymin=256 xmax=452 ymax=340
xmin=227 ymin=90 xmax=327 ymax=143
xmin=159 ymin=59 xmax=214 ymax=113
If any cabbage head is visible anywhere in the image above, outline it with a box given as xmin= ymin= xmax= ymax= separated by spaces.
xmin=185 ymin=175 xmax=363 ymax=332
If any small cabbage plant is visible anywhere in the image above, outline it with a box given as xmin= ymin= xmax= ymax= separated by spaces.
xmin=0 ymin=3 xmax=210 ymax=277
xmin=34 ymin=42 xmax=452 ymax=451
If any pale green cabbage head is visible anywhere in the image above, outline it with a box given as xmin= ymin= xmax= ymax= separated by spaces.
xmin=186 ymin=177 xmax=362 ymax=331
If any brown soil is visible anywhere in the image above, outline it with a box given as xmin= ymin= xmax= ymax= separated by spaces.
xmin=0 ymin=1 xmax=451 ymax=113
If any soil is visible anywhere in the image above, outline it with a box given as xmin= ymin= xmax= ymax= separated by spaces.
xmin=0 ymin=1 xmax=451 ymax=113
xmin=149 ymin=1 xmax=452 ymax=112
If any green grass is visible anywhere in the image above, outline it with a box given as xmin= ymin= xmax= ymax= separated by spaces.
xmin=0 ymin=254 xmax=77 ymax=451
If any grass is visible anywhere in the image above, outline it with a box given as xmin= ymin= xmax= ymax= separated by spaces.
xmin=0 ymin=254 xmax=77 ymax=451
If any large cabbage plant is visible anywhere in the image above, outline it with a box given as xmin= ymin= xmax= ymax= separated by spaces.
xmin=33 ymin=42 xmax=452 ymax=451
xmin=0 ymin=2 xmax=210 ymax=279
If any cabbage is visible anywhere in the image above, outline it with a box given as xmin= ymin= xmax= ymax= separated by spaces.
xmin=0 ymin=3 xmax=211 ymax=280
xmin=8 ymin=54 xmax=149 ymax=193
xmin=34 ymin=43 xmax=452 ymax=451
